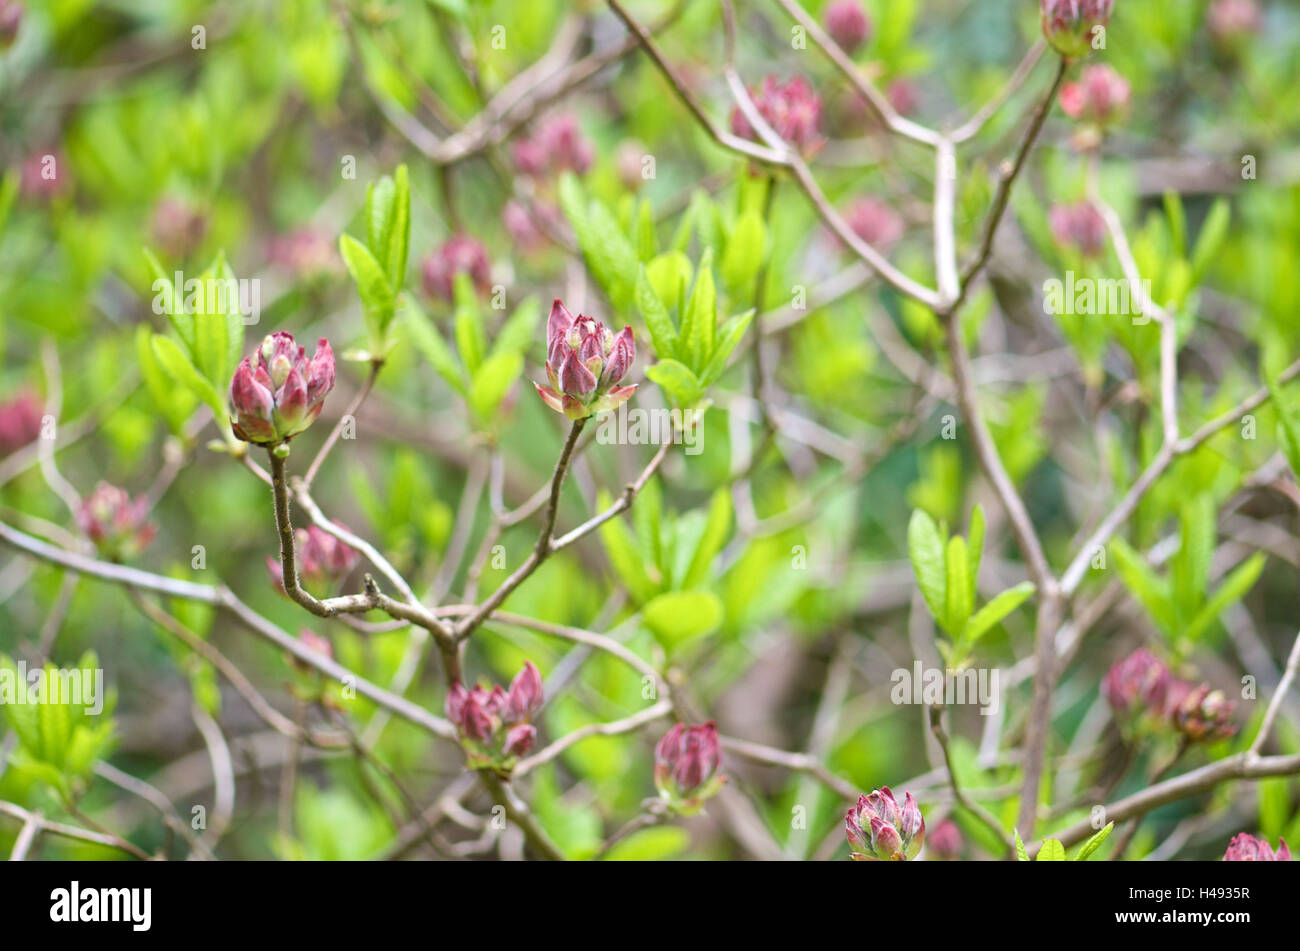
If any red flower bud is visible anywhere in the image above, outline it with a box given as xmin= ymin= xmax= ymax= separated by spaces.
xmin=513 ymin=113 xmax=593 ymax=179
xmin=76 ymin=482 xmax=157 ymax=561
xmin=0 ymin=1 xmax=21 ymax=50
xmin=446 ymin=661 xmax=545 ymax=772
xmin=1223 ymin=833 xmax=1291 ymax=861
xmin=1041 ymin=0 xmax=1115 ymax=59
xmin=824 ymin=0 xmax=871 ymax=55
xmin=0 ymin=389 xmax=42 ymax=457
xmin=268 ymin=523 xmax=358 ymax=595
xmin=928 ymin=818 xmax=963 ymax=859
xmin=729 ymin=75 xmax=824 ymax=156
xmin=535 ymin=299 xmax=637 ymax=420
xmin=1103 ymin=647 xmax=1170 ymax=718
xmin=229 ymin=333 xmax=334 ymax=445
xmin=846 ymin=786 xmax=925 ymax=860
xmin=1050 ymin=201 xmax=1108 ymax=257
xmin=654 ymin=721 xmax=726 ymax=813
xmin=421 ymin=235 xmax=491 ymax=303
xmin=505 ymin=660 xmax=544 ymax=723
xmin=845 ymin=196 xmax=904 ymax=251
xmin=1171 ymin=683 xmax=1236 ymax=742
xmin=1059 ymin=65 xmax=1131 ymax=136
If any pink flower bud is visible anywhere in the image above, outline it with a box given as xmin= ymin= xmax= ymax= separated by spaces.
xmin=846 ymin=786 xmax=925 ymax=860
xmin=505 ymin=660 xmax=544 ymax=723
xmin=730 ymin=75 xmax=824 ymax=156
xmin=502 ymin=200 xmax=546 ymax=253
xmin=654 ymin=722 xmax=726 ymax=813
xmin=229 ymin=333 xmax=334 ymax=445
xmin=1171 ymin=683 xmax=1236 ymax=742
xmin=1103 ymin=647 xmax=1170 ymax=718
xmin=20 ymin=149 xmax=68 ymax=201
xmin=76 ymin=482 xmax=157 ymax=560
xmin=928 ymin=818 xmax=963 ymax=859
xmin=150 ymin=197 xmax=207 ymax=260
xmin=886 ymin=79 xmax=919 ymax=116
xmin=421 ymin=235 xmax=491 ymax=303
xmin=1059 ymin=65 xmax=1131 ymax=130
xmin=824 ymin=0 xmax=871 ymax=55
xmin=268 ymin=228 xmax=341 ymax=279
xmin=535 ymin=299 xmax=637 ymax=420
xmin=0 ymin=1 xmax=21 ymax=50
xmin=0 ymin=389 xmax=42 ymax=457
xmin=1223 ymin=833 xmax=1291 ymax=861
xmin=1049 ymin=201 xmax=1108 ymax=257
xmin=513 ymin=114 xmax=593 ymax=179
xmin=503 ymin=723 xmax=537 ymax=757
xmin=844 ymin=196 xmax=904 ymax=251
xmin=1208 ymin=0 xmax=1261 ymax=47
xmin=268 ymin=523 xmax=359 ymax=595
xmin=1041 ymin=0 xmax=1115 ymax=59
xmin=297 ymin=629 xmax=333 ymax=661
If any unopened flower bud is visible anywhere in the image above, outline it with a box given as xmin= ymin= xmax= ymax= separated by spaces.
xmin=824 ymin=0 xmax=871 ymax=55
xmin=446 ymin=661 xmax=544 ymax=773
xmin=1103 ymin=647 xmax=1170 ymax=719
xmin=229 ymin=332 xmax=334 ymax=445
xmin=267 ymin=523 xmax=358 ymax=595
xmin=1059 ymin=64 xmax=1131 ymax=133
xmin=421 ymin=235 xmax=491 ymax=303
xmin=1208 ymin=0 xmax=1261 ymax=49
xmin=845 ymin=196 xmax=904 ymax=251
xmin=846 ymin=787 xmax=925 ymax=860
xmin=1041 ymin=0 xmax=1115 ymax=59
xmin=268 ymin=228 xmax=341 ymax=279
xmin=535 ymin=299 xmax=637 ymax=420
xmin=0 ymin=2 xmax=23 ymax=50
xmin=928 ymin=818 xmax=964 ymax=859
xmin=1050 ymin=201 xmax=1108 ymax=257
xmin=1223 ymin=833 xmax=1291 ymax=861
xmin=0 ymin=389 xmax=42 ymax=457
xmin=653 ymin=721 xmax=726 ymax=814
xmin=1170 ymin=682 xmax=1236 ymax=742
xmin=730 ymin=75 xmax=824 ymax=156
xmin=76 ymin=482 xmax=157 ymax=561
xmin=150 ymin=197 xmax=207 ymax=260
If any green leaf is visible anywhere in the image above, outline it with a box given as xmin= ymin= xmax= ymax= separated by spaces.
xmin=645 ymin=250 xmax=692 ymax=315
xmin=680 ymin=249 xmax=716 ymax=374
xmin=601 ymin=825 xmax=690 ymax=861
xmin=720 ymin=209 xmax=766 ymax=293
xmin=636 ymin=266 xmax=680 ymax=360
xmin=908 ymin=509 xmax=948 ymax=632
xmin=453 ymin=273 xmax=487 ymax=375
xmin=1014 ymin=829 xmax=1029 ymax=862
xmin=1190 ymin=198 xmax=1230 ymax=281
xmin=145 ymin=247 xmax=194 ymax=351
xmin=558 ymin=173 xmax=638 ymax=306
xmin=944 ymin=535 xmax=971 ymax=638
xmin=1163 ymin=191 xmax=1187 ymax=260
xmin=340 ymin=233 xmax=396 ymax=346
xmin=634 ymin=199 xmax=657 ymax=262
xmin=1036 ymin=838 xmax=1066 ymax=861
xmin=643 ymin=590 xmax=724 ymax=653
xmin=963 ymin=582 xmax=1036 ymax=647
xmin=645 ymin=359 xmax=702 ymax=409
xmin=135 ymin=325 xmax=195 ymax=432
xmin=402 ymin=297 xmax=465 ymax=394
xmin=682 ymin=489 xmax=733 ymax=588
xmin=1073 ymin=821 xmax=1114 ymax=861
xmin=1184 ymin=553 xmax=1266 ymax=643
xmin=469 ymin=351 xmax=523 ymax=422
xmin=597 ymin=499 xmax=658 ymax=604
xmin=965 ymin=504 xmax=985 ymax=606
xmin=490 ymin=296 xmax=541 ymax=361
xmin=151 ymin=334 xmax=222 ymax=418
xmin=698 ymin=309 xmax=754 ymax=387
xmin=1111 ymin=539 xmax=1174 ymax=635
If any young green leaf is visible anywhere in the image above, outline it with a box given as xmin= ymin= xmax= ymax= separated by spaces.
xmin=698 ymin=308 xmax=754 ymax=387
xmin=401 ymin=298 xmax=466 ymax=395
xmin=1036 ymin=838 xmax=1066 ymax=861
xmin=682 ymin=489 xmax=733 ymax=589
xmin=645 ymin=359 xmax=702 ymax=409
xmin=908 ymin=509 xmax=948 ymax=632
xmin=340 ymin=233 xmax=396 ymax=345
xmin=944 ymin=535 xmax=971 ymax=637
xmin=1073 ymin=821 xmax=1114 ymax=861
xmin=963 ymin=581 xmax=1036 ymax=647
xmin=1014 ymin=829 xmax=1029 ymax=862
xmin=636 ymin=266 xmax=680 ymax=360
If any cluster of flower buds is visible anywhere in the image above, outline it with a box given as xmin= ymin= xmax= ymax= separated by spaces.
xmin=267 ymin=523 xmax=358 ymax=595
xmin=927 ymin=818 xmax=964 ymax=860
xmin=150 ymin=196 xmax=207 ymax=260
xmin=1059 ymin=64 xmax=1130 ymax=149
xmin=1208 ymin=0 xmax=1261 ymax=49
xmin=229 ymin=332 xmax=334 ymax=446
xmin=1049 ymin=201 xmax=1108 ymax=258
xmin=0 ymin=1 xmax=22 ymax=50
xmin=512 ymin=113 xmax=593 ymax=179
xmin=1168 ymin=681 xmax=1237 ymax=742
xmin=730 ymin=76 xmax=824 ymax=156
xmin=268 ymin=228 xmax=341 ymax=280
xmin=1223 ymin=833 xmax=1291 ymax=861
xmin=653 ymin=721 xmax=726 ymax=815
xmin=845 ymin=195 xmax=905 ymax=251
xmin=824 ymin=0 xmax=871 ymax=55
xmin=421 ymin=235 xmax=492 ymax=303
xmin=1103 ymin=648 xmax=1237 ymax=742
xmin=846 ymin=787 xmax=925 ymax=861
xmin=534 ymin=299 xmax=637 ymax=420
xmin=1040 ymin=0 xmax=1115 ymax=59
xmin=446 ymin=661 xmax=544 ymax=773
xmin=76 ymin=483 xmax=157 ymax=561
xmin=0 ymin=389 xmax=42 ymax=457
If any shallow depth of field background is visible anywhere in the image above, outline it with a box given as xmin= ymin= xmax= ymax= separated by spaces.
xmin=1 ymin=0 xmax=1300 ymax=860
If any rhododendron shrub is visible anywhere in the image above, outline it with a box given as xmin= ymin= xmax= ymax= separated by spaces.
xmin=1 ymin=0 xmax=1299 ymax=869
